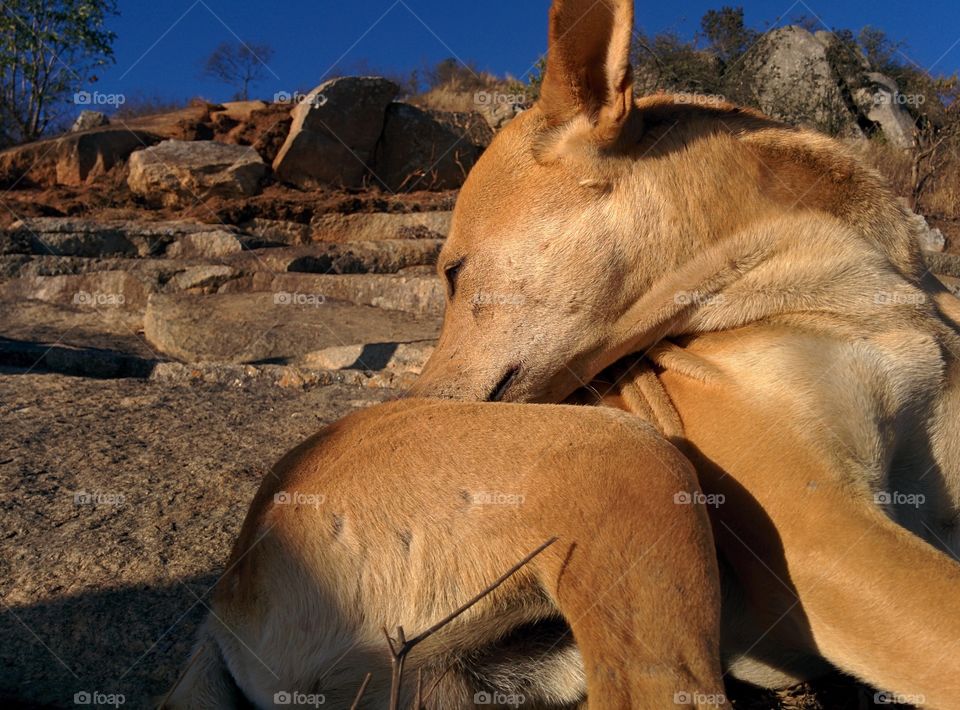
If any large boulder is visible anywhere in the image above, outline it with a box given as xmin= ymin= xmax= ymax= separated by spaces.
xmin=127 ymin=140 xmax=266 ymax=206
xmin=272 ymin=77 xmax=398 ymax=189
xmin=374 ymin=103 xmax=484 ymax=191
xmin=745 ymin=26 xmax=855 ymax=135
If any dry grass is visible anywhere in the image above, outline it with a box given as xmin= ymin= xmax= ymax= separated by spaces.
xmin=849 ymin=137 xmax=960 ymax=220
xmin=409 ymin=74 xmax=529 ymax=114
xmin=923 ymin=168 xmax=960 ymax=218
xmin=850 ymin=139 xmax=914 ymax=199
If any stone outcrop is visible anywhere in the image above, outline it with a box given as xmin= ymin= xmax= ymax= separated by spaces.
xmin=853 ymin=73 xmax=917 ymax=148
xmin=7 ymin=218 xmax=249 ymax=258
xmin=746 ymin=26 xmax=854 ymax=135
xmin=0 ymin=128 xmax=161 ymax=187
xmin=374 ymin=103 xmax=484 ymax=191
xmin=272 ymin=77 xmax=398 ymax=189
xmin=127 ymin=140 xmax=266 ymax=206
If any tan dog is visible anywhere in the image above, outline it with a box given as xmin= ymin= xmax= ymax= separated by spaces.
xmin=411 ymin=0 xmax=960 ymax=706
xmin=165 ymin=400 xmax=727 ymax=709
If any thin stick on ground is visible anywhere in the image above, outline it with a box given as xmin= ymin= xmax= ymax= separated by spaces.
xmin=349 ymin=672 xmax=372 ymax=710
xmin=383 ymin=536 xmax=559 ymax=710
xmin=413 ymin=668 xmax=423 ymax=710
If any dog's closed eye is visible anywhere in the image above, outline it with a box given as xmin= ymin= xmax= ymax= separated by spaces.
xmin=444 ymin=258 xmax=465 ymax=298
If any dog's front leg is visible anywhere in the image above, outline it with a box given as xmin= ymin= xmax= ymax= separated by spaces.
xmin=528 ymin=433 xmax=728 ymax=709
xmin=660 ymin=367 xmax=960 ymax=709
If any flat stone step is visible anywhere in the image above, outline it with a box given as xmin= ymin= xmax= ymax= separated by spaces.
xmin=310 ymin=210 xmax=451 ymax=242
xmin=0 ymin=270 xmax=159 ymax=314
xmin=144 ymin=291 xmax=441 ymax=364
xmin=297 ymin=340 xmax=434 ymax=374
xmin=6 ymin=218 xmax=256 ymax=258
xmin=218 ymin=272 xmax=444 ymax=316
xmin=223 ymin=239 xmax=442 ymax=275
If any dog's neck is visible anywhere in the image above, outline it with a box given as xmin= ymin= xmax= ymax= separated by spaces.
xmin=597 ymin=211 xmax=919 ymax=378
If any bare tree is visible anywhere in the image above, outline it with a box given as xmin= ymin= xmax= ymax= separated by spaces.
xmin=0 ymin=0 xmax=118 ymax=146
xmin=912 ymin=117 xmax=960 ymax=209
xmin=201 ymin=41 xmax=274 ymax=101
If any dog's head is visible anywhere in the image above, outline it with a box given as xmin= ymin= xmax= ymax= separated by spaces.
xmin=413 ymin=0 xmax=661 ymax=402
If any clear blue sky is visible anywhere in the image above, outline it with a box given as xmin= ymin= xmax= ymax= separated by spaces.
xmin=93 ymin=0 xmax=960 ymax=105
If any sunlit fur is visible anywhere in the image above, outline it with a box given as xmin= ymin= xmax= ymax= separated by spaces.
xmin=164 ymin=401 xmax=726 ymax=709
xmin=411 ymin=0 xmax=960 ymax=707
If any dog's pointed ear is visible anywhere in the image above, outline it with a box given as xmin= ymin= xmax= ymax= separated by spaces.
xmin=539 ymin=0 xmax=636 ymax=145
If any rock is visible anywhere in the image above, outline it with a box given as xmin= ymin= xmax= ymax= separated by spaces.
xmin=218 ymin=272 xmax=445 ymax=316
xmin=7 ymin=218 xmax=246 ymax=258
xmin=168 ymin=265 xmax=236 ymax=291
xmin=477 ymin=100 xmax=523 ymax=132
xmin=853 ymin=73 xmax=917 ymax=148
xmin=272 ymin=77 xmax=399 ymax=189
xmin=903 ymin=208 xmax=947 ymax=253
xmin=223 ymin=239 xmax=441 ymax=275
xmin=239 ymin=218 xmax=310 ymax=246
xmin=298 ymin=340 xmax=434 ymax=373
xmin=0 ymin=373 xmax=389 ymax=707
xmin=127 ymin=140 xmax=266 ymax=206
xmin=746 ymin=26 xmax=854 ymax=135
xmin=310 ymin=210 xmax=451 ymax=242
xmin=11 ymin=219 xmax=140 ymax=257
xmin=148 ymin=361 xmax=413 ymax=390
xmin=374 ymin=103 xmax=484 ymax=191
xmin=71 ymin=110 xmax=110 ymax=132
xmin=473 ymin=88 xmax=528 ymax=132
xmin=0 ymin=269 xmax=156 ymax=313
xmin=164 ymin=230 xmax=244 ymax=259
xmin=0 ymin=337 xmax=155 ymax=378
xmin=0 ymin=254 xmax=187 ymax=287
xmin=0 ymin=129 xmax=161 ymax=188
xmin=431 ymin=109 xmax=495 ymax=147
xmin=143 ymin=291 xmax=440 ymax=363
xmin=58 ymin=129 xmax=163 ymax=186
